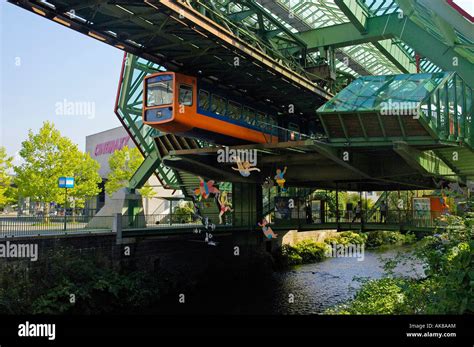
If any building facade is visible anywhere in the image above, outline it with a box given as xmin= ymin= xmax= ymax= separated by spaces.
xmin=85 ymin=126 xmax=180 ymax=216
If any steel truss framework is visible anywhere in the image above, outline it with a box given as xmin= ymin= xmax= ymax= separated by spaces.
xmin=8 ymin=0 xmax=474 ymax=194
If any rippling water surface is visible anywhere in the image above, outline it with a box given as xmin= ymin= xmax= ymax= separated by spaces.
xmin=153 ymin=245 xmax=424 ymax=315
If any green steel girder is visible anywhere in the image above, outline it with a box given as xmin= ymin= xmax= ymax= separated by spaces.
xmin=396 ymin=0 xmax=474 ymax=64
xmin=227 ymin=9 xmax=255 ymax=21
xmin=297 ymin=12 xmax=473 ymax=87
xmin=434 ymin=147 xmax=474 ymax=180
xmin=334 ymin=0 xmax=368 ymax=31
xmin=297 ymin=13 xmax=415 ymax=73
xmin=308 ymin=141 xmax=372 ymax=180
xmin=366 ymin=191 xmax=389 ymax=220
xmin=192 ymin=0 xmax=309 ymax=63
xmin=393 ymin=142 xmax=455 ymax=179
xmin=116 ymin=53 xmax=181 ymax=190
xmin=335 ymin=0 xmax=415 ymax=74
xmin=129 ymin=145 xmax=161 ymax=190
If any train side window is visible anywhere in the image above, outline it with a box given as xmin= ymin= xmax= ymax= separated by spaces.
xmin=270 ymin=117 xmax=277 ymax=128
xmin=256 ymin=112 xmax=266 ymax=127
xmin=272 ymin=117 xmax=279 ymax=133
xmin=198 ymin=89 xmax=210 ymax=111
xmin=243 ymin=107 xmax=256 ymax=125
xmin=288 ymin=122 xmax=300 ymax=132
xmin=288 ymin=122 xmax=300 ymax=140
xmin=211 ymin=94 xmax=226 ymax=115
xmin=268 ymin=116 xmax=277 ymax=135
xmin=228 ymin=101 xmax=242 ymax=120
xmin=179 ymin=84 xmax=193 ymax=106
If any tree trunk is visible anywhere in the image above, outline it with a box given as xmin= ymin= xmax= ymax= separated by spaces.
xmin=72 ymin=197 xmax=76 ymax=223
xmin=44 ymin=202 xmax=50 ymax=224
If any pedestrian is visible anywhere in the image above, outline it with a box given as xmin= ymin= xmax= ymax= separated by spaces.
xmin=352 ymin=201 xmax=362 ymax=223
xmin=305 ymin=202 xmax=313 ymax=224
xmin=380 ymin=200 xmax=387 ymax=223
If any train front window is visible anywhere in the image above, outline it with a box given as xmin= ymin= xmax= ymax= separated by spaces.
xmin=179 ymin=84 xmax=193 ymax=106
xmin=146 ymin=74 xmax=173 ymax=107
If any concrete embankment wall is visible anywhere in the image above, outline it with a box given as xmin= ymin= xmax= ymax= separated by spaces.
xmin=0 ymin=231 xmax=274 ymax=285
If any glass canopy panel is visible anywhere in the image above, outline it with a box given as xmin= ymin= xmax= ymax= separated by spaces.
xmin=317 ymin=72 xmax=450 ymax=113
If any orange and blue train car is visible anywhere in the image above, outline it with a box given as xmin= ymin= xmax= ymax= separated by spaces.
xmin=142 ymin=71 xmax=307 ymax=145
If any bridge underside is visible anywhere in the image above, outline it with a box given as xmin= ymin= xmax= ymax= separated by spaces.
xmin=10 ymin=0 xmax=330 ymax=117
xmin=160 ymin=139 xmax=458 ymax=191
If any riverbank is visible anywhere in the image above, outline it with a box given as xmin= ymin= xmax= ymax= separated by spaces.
xmin=274 ymin=230 xmax=417 ymax=268
xmin=326 ymin=215 xmax=473 ymax=314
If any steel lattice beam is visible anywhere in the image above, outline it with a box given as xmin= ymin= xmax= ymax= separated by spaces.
xmin=297 ymin=13 xmax=473 ymax=87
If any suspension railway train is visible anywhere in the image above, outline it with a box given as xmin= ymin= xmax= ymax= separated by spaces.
xmin=142 ymin=72 xmax=317 ymax=144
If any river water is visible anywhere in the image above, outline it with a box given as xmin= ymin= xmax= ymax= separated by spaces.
xmin=155 ymin=245 xmax=424 ymax=315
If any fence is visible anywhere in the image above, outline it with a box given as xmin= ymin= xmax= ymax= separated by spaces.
xmin=0 ymin=207 xmax=444 ymax=238
xmin=122 ymin=212 xmax=235 ymax=229
xmin=269 ymin=208 xmax=442 ymax=229
xmin=0 ymin=215 xmax=114 ymax=238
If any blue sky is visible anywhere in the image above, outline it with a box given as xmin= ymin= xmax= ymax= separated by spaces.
xmin=0 ymin=0 xmax=472 ymax=162
xmin=0 ymin=2 xmax=123 ymax=161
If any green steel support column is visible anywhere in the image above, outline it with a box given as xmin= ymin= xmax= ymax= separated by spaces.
xmin=462 ymin=81 xmax=467 ymax=142
xmin=129 ymin=143 xmax=161 ymax=190
xmin=445 ymin=84 xmax=452 ymax=140
xmin=453 ymin=74 xmax=459 ymax=140
xmin=334 ymin=0 xmax=367 ymax=32
xmin=127 ymin=147 xmax=161 ymax=225
xmin=470 ymin=88 xmax=474 ymax=145
xmin=335 ymin=184 xmax=340 ymax=231
xmin=466 ymin=88 xmax=474 ymax=146
xmin=232 ymin=182 xmax=262 ymax=230
xmin=126 ymin=190 xmax=144 ymax=228
xmin=436 ymin=89 xmax=442 ymax=136
xmin=427 ymin=95 xmax=433 ymax=129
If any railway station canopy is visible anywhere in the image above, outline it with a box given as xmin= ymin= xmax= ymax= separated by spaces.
xmin=318 ymin=72 xmax=473 ymax=147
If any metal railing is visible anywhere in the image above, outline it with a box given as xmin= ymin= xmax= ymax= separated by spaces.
xmin=0 ymin=207 xmax=446 ymax=238
xmin=0 ymin=215 xmax=114 ymax=238
xmin=269 ymin=208 xmax=443 ymax=229
xmin=123 ymin=212 xmax=235 ymax=230
xmin=255 ymin=119 xmax=326 ymax=143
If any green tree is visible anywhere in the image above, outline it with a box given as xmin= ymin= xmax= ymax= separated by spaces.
xmin=68 ymin=152 xmax=102 ymax=216
xmin=105 ymin=146 xmax=156 ymax=199
xmin=0 ymin=147 xmax=14 ymax=208
xmin=14 ymin=122 xmax=101 ymax=217
xmin=173 ymin=202 xmax=194 ymax=223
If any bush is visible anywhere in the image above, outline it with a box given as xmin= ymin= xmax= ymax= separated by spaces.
xmin=296 ymin=240 xmax=328 ymax=263
xmin=326 ymin=278 xmax=409 ymax=314
xmin=0 ymin=247 xmax=172 ymax=314
xmin=365 ymin=231 xmax=385 ymax=247
xmin=172 ymin=202 xmax=195 ymax=223
xmin=328 ymin=214 xmax=474 ymax=315
xmin=276 ymin=240 xmax=328 ymax=267
xmin=325 ymin=231 xmax=366 ymax=246
xmin=365 ymin=230 xmax=415 ymax=248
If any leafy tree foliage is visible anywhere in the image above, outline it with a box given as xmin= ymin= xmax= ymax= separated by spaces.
xmin=14 ymin=122 xmax=101 ymax=214
xmin=105 ymin=146 xmax=156 ymax=198
xmin=0 ymin=147 xmax=14 ymax=208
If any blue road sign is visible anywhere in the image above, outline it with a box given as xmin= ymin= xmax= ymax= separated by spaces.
xmin=58 ymin=177 xmax=75 ymax=189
